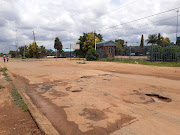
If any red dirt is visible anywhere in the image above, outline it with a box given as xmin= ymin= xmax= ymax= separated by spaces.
xmin=0 ymin=73 xmax=42 ymax=135
xmin=2 ymin=59 xmax=180 ymax=135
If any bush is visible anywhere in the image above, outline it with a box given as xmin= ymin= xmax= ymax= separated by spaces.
xmin=86 ymin=48 xmax=99 ymax=61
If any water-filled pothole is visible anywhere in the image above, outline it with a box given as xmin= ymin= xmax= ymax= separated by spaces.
xmin=145 ymin=94 xmax=171 ymax=103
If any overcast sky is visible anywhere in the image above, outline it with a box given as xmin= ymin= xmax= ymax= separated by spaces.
xmin=0 ymin=0 xmax=180 ymax=52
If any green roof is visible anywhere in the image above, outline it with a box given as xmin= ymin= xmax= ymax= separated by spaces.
xmin=96 ymin=40 xmax=118 ymax=47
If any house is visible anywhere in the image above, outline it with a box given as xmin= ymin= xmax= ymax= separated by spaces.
xmin=96 ymin=40 xmax=118 ymax=59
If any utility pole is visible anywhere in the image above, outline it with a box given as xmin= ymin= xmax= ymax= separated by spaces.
xmin=70 ymin=44 xmax=71 ymax=60
xmin=95 ymin=39 xmax=97 ymax=50
xmin=32 ymin=31 xmax=37 ymax=58
xmin=16 ymin=30 xmax=18 ymax=57
xmin=176 ymin=10 xmax=179 ymax=45
xmin=32 ymin=31 xmax=36 ymax=43
xmin=24 ymin=43 xmax=26 ymax=58
xmin=94 ymin=30 xmax=96 ymax=50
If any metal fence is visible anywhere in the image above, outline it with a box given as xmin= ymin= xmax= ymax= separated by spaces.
xmin=115 ymin=45 xmax=180 ymax=62
xmin=150 ymin=45 xmax=180 ymax=62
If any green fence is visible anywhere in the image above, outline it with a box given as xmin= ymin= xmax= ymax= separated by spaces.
xmin=150 ymin=45 xmax=180 ymax=62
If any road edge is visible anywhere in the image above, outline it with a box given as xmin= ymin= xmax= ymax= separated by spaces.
xmin=7 ymin=70 xmax=60 ymax=135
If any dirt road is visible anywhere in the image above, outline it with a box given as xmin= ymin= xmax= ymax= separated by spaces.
xmin=2 ymin=58 xmax=180 ymax=135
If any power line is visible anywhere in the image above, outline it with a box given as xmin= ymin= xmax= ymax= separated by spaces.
xmin=98 ymin=6 xmax=180 ymax=31
xmin=101 ymin=15 xmax=180 ymax=34
xmin=91 ymin=0 xmax=140 ymax=21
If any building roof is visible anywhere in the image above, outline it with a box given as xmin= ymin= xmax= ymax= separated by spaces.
xmin=96 ymin=40 xmax=118 ymax=47
xmin=63 ymin=48 xmax=75 ymax=52
xmin=50 ymin=48 xmax=75 ymax=52
xmin=127 ymin=41 xmax=151 ymax=46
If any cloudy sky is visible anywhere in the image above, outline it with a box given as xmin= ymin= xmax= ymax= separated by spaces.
xmin=0 ymin=0 xmax=180 ymax=52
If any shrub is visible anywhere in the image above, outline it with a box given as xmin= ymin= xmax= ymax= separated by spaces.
xmin=86 ymin=48 xmax=99 ymax=61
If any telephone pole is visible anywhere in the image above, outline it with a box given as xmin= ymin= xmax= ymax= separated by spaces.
xmin=32 ymin=31 xmax=36 ymax=43
xmin=176 ymin=10 xmax=179 ymax=44
xmin=94 ymin=30 xmax=96 ymax=50
xmin=32 ymin=31 xmax=37 ymax=58
xmin=15 ymin=30 xmax=18 ymax=57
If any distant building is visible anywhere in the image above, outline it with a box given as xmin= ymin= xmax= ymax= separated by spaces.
xmin=48 ymin=48 xmax=75 ymax=57
xmin=63 ymin=48 xmax=75 ymax=57
xmin=96 ymin=40 xmax=118 ymax=59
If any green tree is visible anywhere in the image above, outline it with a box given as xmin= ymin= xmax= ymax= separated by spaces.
xmin=140 ymin=35 xmax=144 ymax=48
xmin=54 ymin=37 xmax=63 ymax=54
xmin=77 ymin=32 xmax=103 ymax=57
xmin=161 ymin=37 xmax=170 ymax=45
xmin=28 ymin=42 xmax=39 ymax=58
xmin=9 ymin=51 xmax=16 ymax=58
xmin=0 ymin=53 xmax=4 ymax=57
xmin=96 ymin=33 xmax=103 ymax=41
xmin=39 ymin=45 xmax=47 ymax=53
xmin=115 ymin=39 xmax=124 ymax=49
xmin=157 ymin=33 xmax=161 ymax=45
xmin=83 ymin=32 xmax=100 ymax=54
xmin=157 ymin=33 xmax=170 ymax=45
xmin=18 ymin=45 xmax=28 ymax=57
xmin=146 ymin=34 xmax=158 ymax=45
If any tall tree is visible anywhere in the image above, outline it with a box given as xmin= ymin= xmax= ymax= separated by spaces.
xmin=54 ymin=37 xmax=63 ymax=53
xmin=140 ymin=35 xmax=144 ymax=48
xmin=40 ymin=45 xmax=47 ymax=53
xmin=83 ymin=32 xmax=100 ymax=54
xmin=161 ymin=37 xmax=170 ymax=45
xmin=115 ymin=39 xmax=124 ymax=49
xmin=146 ymin=34 xmax=158 ymax=45
xmin=18 ymin=45 xmax=28 ymax=57
xmin=77 ymin=32 xmax=103 ymax=56
xmin=96 ymin=33 xmax=103 ymax=41
xmin=157 ymin=33 xmax=161 ymax=45
xmin=28 ymin=42 xmax=39 ymax=58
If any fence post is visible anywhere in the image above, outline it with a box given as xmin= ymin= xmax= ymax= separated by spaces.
xmin=129 ymin=46 xmax=131 ymax=60
xmin=151 ymin=44 xmax=153 ymax=62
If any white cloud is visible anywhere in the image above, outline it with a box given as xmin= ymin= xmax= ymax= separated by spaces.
xmin=0 ymin=0 xmax=180 ymax=52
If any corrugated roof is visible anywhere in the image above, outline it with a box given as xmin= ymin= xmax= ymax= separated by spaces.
xmin=96 ymin=40 xmax=118 ymax=47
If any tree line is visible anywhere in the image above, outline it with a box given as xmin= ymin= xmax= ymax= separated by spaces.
xmin=9 ymin=42 xmax=49 ymax=58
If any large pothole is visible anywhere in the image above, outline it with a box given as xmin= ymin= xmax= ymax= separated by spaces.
xmin=145 ymin=94 xmax=172 ymax=103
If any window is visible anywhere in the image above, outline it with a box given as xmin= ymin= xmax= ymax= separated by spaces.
xmin=109 ymin=48 xmax=113 ymax=53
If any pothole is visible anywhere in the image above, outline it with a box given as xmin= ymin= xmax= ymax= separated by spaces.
xmin=145 ymin=94 xmax=172 ymax=103
xmin=71 ymin=90 xmax=82 ymax=92
xmin=81 ymin=76 xmax=93 ymax=79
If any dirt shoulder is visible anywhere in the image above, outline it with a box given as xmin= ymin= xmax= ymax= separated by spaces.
xmin=0 ymin=69 xmax=42 ymax=135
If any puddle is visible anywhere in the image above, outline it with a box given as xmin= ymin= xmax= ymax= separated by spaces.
xmin=145 ymin=94 xmax=171 ymax=103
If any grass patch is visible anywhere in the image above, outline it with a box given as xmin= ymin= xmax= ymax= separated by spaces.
xmin=0 ymin=85 xmax=5 ymax=89
xmin=0 ymin=67 xmax=12 ymax=81
xmin=0 ymin=67 xmax=7 ymax=72
xmin=98 ymin=58 xmax=180 ymax=67
xmin=11 ymin=88 xmax=28 ymax=111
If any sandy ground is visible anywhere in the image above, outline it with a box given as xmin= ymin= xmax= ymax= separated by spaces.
xmin=1 ymin=58 xmax=180 ymax=135
xmin=0 ymin=67 xmax=42 ymax=135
